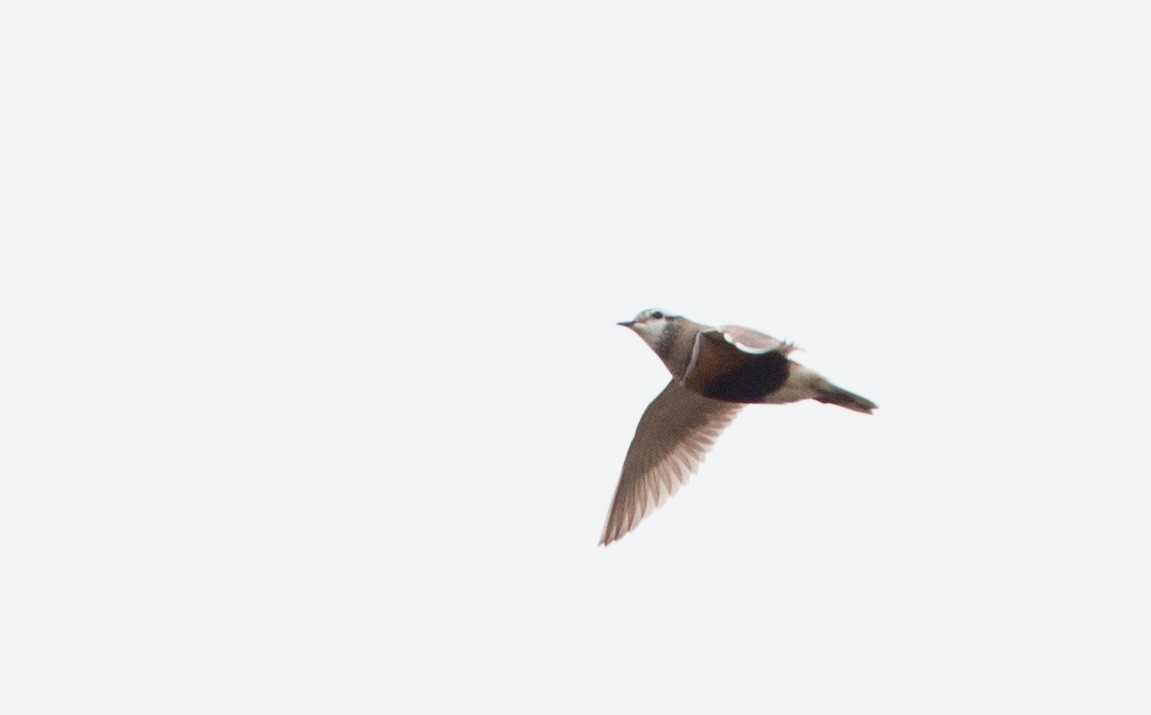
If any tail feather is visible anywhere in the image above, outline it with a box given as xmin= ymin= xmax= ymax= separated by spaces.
xmin=814 ymin=383 xmax=877 ymax=414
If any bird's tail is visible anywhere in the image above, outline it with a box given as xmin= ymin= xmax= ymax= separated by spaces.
xmin=813 ymin=382 xmax=877 ymax=414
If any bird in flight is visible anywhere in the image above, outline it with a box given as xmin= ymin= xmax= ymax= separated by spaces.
xmin=601 ymin=309 xmax=876 ymax=545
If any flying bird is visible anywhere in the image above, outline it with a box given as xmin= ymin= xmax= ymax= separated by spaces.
xmin=601 ymin=309 xmax=876 ymax=545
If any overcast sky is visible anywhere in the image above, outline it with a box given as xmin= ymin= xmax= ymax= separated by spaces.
xmin=3 ymin=1 xmax=1150 ymax=713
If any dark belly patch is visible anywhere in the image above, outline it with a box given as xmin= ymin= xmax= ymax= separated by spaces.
xmin=700 ymin=351 xmax=790 ymax=403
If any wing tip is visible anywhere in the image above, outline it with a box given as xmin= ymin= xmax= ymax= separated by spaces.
xmin=598 ymin=523 xmax=627 ymax=547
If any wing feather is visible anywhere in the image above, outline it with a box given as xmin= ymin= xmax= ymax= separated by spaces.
xmin=716 ymin=325 xmax=795 ymax=355
xmin=600 ymin=381 xmax=742 ymax=545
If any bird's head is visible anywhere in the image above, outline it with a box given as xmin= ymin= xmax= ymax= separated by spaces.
xmin=618 ymin=308 xmax=681 ymax=352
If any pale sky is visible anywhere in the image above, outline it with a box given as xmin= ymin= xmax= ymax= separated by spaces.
xmin=3 ymin=2 xmax=1150 ymax=713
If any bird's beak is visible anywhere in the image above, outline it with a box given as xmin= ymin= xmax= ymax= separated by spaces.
xmin=617 ymin=320 xmax=634 ymax=327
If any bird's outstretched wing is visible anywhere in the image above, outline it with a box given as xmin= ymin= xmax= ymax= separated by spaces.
xmin=714 ymin=325 xmax=796 ymax=355
xmin=601 ymin=381 xmax=742 ymax=545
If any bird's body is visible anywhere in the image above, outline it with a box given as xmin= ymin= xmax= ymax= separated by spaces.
xmin=601 ymin=309 xmax=876 ymax=545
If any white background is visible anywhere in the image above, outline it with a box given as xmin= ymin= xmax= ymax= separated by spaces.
xmin=3 ymin=2 xmax=1149 ymax=712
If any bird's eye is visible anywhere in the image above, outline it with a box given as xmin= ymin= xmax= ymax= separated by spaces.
xmin=650 ymin=311 xmax=664 ymax=319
